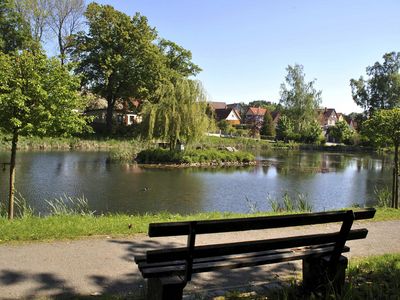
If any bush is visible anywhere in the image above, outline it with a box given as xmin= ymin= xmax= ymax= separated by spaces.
xmin=136 ymin=148 xmax=255 ymax=164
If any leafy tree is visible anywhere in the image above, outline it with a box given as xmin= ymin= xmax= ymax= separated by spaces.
xmin=301 ymin=120 xmax=323 ymax=144
xmin=0 ymin=0 xmax=32 ymax=53
xmin=279 ymin=64 xmax=321 ymax=134
xmin=276 ymin=115 xmax=294 ymax=142
xmin=350 ymin=52 xmax=400 ymax=115
xmin=363 ymin=108 xmax=400 ymax=208
xmin=217 ymin=120 xmax=233 ymax=134
xmin=328 ymin=120 xmax=354 ymax=144
xmin=71 ymin=3 xmax=165 ymax=134
xmin=0 ymin=50 xmax=90 ymax=219
xmin=141 ymin=79 xmax=209 ymax=150
xmin=260 ymin=111 xmax=275 ymax=137
xmin=158 ymin=39 xmax=202 ymax=77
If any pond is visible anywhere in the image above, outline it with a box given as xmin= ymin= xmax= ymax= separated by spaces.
xmin=0 ymin=150 xmax=392 ymax=215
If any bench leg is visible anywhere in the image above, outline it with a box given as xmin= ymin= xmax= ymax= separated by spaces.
xmin=303 ymin=255 xmax=348 ymax=295
xmin=147 ymin=276 xmax=186 ymax=300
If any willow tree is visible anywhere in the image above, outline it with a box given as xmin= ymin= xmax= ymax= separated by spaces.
xmin=142 ymin=79 xmax=209 ymax=150
xmin=363 ymin=108 xmax=400 ymax=208
xmin=0 ymin=50 xmax=90 ymax=219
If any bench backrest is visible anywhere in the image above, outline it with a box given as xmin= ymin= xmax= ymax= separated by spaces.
xmin=146 ymin=208 xmax=375 ymax=281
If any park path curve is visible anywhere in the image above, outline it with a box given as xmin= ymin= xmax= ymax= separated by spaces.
xmin=0 ymin=220 xmax=399 ymax=299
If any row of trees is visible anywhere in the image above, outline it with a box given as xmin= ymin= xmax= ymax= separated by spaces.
xmin=0 ymin=1 xmax=209 ymax=219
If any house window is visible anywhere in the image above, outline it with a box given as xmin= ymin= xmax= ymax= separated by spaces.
xmin=117 ymin=115 xmax=123 ymax=124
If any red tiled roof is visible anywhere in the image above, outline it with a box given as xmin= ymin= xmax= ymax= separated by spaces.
xmin=247 ymin=107 xmax=267 ymax=116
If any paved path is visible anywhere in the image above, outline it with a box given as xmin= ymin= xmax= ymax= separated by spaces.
xmin=0 ymin=220 xmax=399 ymax=299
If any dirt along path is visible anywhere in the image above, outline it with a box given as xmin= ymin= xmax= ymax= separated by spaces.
xmin=0 ymin=220 xmax=399 ymax=299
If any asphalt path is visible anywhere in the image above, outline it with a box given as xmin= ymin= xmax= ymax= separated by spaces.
xmin=0 ymin=220 xmax=399 ymax=299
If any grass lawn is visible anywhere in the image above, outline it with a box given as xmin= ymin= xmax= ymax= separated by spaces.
xmin=0 ymin=208 xmax=399 ymax=244
xmin=219 ymin=253 xmax=400 ymax=300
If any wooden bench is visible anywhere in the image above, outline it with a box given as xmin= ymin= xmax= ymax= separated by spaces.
xmin=135 ymin=208 xmax=375 ymax=300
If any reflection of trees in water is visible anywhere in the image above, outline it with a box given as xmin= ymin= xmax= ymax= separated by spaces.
xmin=263 ymin=151 xmax=392 ymax=177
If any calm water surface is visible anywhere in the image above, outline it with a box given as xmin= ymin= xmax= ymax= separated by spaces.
xmin=0 ymin=150 xmax=392 ymax=215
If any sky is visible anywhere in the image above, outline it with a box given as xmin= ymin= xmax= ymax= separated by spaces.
xmin=83 ymin=0 xmax=400 ymax=114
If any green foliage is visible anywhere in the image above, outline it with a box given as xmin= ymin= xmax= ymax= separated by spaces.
xmin=260 ymin=111 xmax=275 ymax=137
xmin=301 ymin=120 xmax=323 ymax=144
xmin=374 ymin=186 xmax=392 ymax=208
xmin=329 ymin=120 xmax=354 ymax=144
xmin=218 ymin=120 xmax=234 ymax=134
xmin=158 ymin=39 xmax=202 ymax=77
xmin=0 ymin=50 xmax=90 ymax=137
xmin=362 ymin=108 xmax=400 ymax=148
xmin=45 ymin=195 xmax=94 ymax=216
xmin=275 ymin=115 xmax=294 ymax=141
xmin=136 ymin=148 xmax=255 ymax=164
xmin=0 ymin=0 xmax=33 ymax=53
xmin=279 ymin=64 xmax=321 ymax=134
xmin=351 ymin=52 xmax=400 ymax=115
xmin=71 ymin=3 xmax=164 ymax=133
xmin=141 ymin=79 xmax=209 ymax=149
xmin=268 ymin=192 xmax=313 ymax=213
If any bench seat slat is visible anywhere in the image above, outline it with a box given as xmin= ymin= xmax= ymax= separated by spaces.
xmin=148 ymin=208 xmax=375 ymax=237
xmin=146 ymin=228 xmax=368 ymax=263
xmin=137 ymin=243 xmax=338 ymax=269
xmin=140 ymin=245 xmax=351 ymax=278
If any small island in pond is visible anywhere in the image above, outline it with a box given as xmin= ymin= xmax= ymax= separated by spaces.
xmin=135 ymin=148 xmax=256 ymax=167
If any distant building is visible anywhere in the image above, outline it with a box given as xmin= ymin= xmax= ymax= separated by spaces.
xmin=207 ymin=101 xmax=227 ymax=110
xmin=214 ymin=108 xmax=241 ymax=125
xmin=245 ymin=107 xmax=267 ymax=124
xmin=317 ymin=108 xmax=338 ymax=129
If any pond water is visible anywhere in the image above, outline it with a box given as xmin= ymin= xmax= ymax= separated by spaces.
xmin=0 ymin=150 xmax=392 ymax=215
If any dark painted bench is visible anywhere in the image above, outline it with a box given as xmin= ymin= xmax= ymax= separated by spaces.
xmin=135 ymin=208 xmax=376 ymax=300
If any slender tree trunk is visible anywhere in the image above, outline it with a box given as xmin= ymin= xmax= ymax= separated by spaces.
xmin=392 ymin=168 xmax=396 ymax=208
xmin=106 ymin=98 xmax=115 ymax=135
xmin=394 ymin=144 xmax=399 ymax=209
xmin=8 ymin=131 xmax=18 ymax=220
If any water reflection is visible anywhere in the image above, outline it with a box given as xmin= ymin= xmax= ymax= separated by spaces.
xmin=0 ymin=150 xmax=393 ymax=215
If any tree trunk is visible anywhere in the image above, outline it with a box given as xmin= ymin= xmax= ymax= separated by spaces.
xmin=106 ymin=99 xmax=114 ymax=135
xmin=8 ymin=131 xmax=18 ymax=220
xmin=394 ymin=144 xmax=399 ymax=209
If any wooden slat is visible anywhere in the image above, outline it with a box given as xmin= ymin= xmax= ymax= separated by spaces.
xmin=148 ymin=208 xmax=375 ymax=237
xmin=141 ymin=245 xmax=351 ymax=278
xmin=137 ymin=243 xmax=337 ymax=270
xmin=146 ymin=228 xmax=367 ymax=263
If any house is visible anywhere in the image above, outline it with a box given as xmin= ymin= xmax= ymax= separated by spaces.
xmin=317 ymin=108 xmax=338 ymax=129
xmin=208 ymin=101 xmax=227 ymax=111
xmin=271 ymin=110 xmax=281 ymax=127
xmin=214 ymin=108 xmax=241 ymax=125
xmin=85 ymin=109 xmax=142 ymax=127
xmin=245 ymin=107 xmax=267 ymax=124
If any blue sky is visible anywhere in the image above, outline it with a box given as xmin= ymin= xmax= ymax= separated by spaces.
xmin=88 ymin=0 xmax=400 ymax=113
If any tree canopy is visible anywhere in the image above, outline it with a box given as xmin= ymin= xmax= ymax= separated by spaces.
xmin=70 ymin=3 xmax=165 ymax=134
xmin=0 ymin=50 xmax=90 ymax=218
xmin=351 ymin=52 xmax=400 ymax=115
xmin=279 ymin=64 xmax=321 ymax=134
xmin=0 ymin=0 xmax=32 ymax=53
xmin=363 ymin=108 xmax=400 ymax=208
xmin=141 ymin=79 xmax=209 ymax=149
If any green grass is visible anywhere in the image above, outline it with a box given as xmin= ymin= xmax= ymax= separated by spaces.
xmin=215 ymin=253 xmax=400 ymax=300
xmin=1 ymin=208 xmax=399 ymax=244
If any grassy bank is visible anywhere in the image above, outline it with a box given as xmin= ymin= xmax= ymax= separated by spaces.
xmin=0 ymin=208 xmax=399 ymax=244
xmin=219 ymin=253 xmax=400 ymax=300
